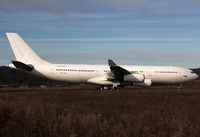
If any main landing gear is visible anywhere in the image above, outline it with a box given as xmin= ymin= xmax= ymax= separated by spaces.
xmin=111 ymin=86 xmax=120 ymax=91
xmin=97 ymin=85 xmax=120 ymax=91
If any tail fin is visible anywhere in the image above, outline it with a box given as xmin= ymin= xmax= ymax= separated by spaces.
xmin=6 ymin=33 xmax=49 ymax=65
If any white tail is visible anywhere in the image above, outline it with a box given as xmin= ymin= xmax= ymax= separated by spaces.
xmin=6 ymin=33 xmax=49 ymax=65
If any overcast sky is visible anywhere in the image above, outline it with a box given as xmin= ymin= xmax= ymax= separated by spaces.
xmin=0 ymin=0 xmax=200 ymax=67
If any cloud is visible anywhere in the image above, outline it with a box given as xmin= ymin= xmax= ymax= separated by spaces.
xmin=1 ymin=49 xmax=200 ymax=67
xmin=152 ymin=0 xmax=174 ymax=13
xmin=0 ymin=0 xmax=173 ymax=15
xmin=2 ymin=36 xmax=200 ymax=43
xmin=0 ymin=0 xmax=200 ymax=17
xmin=116 ymin=0 xmax=151 ymax=13
xmin=0 ymin=0 xmax=116 ymax=14
xmin=21 ymin=37 xmax=200 ymax=42
xmin=185 ymin=0 xmax=200 ymax=6
xmin=39 ymin=50 xmax=200 ymax=67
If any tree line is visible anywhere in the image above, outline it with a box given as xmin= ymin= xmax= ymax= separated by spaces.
xmin=0 ymin=66 xmax=73 ymax=87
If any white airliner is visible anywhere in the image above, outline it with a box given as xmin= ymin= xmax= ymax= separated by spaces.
xmin=6 ymin=33 xmax=199 ymax=90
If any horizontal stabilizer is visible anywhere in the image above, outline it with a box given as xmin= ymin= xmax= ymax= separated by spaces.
xmin=12 ymin=61 xmax=34 ymax=71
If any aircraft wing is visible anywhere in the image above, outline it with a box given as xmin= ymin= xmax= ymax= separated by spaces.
xmin=108 ymin=59 xmax=131 ymax=82
xmin=190 ymin=68 xmax=200 ymax=79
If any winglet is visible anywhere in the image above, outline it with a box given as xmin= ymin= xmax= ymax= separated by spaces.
xmin=108 ymin=59 xmax=117 ymax=67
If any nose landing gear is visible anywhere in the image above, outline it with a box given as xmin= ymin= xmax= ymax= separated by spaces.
xmin=177 ymin=83 xmax=182 ymax=91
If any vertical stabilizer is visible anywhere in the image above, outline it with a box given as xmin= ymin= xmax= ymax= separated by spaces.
xmin=6 ymin=33 xmax=49 ymax=65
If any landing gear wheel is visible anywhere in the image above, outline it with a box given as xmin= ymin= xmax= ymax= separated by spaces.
xmin=100 ymin=86 xmax=104 ymax=91
xmin=177 ymin=83 xmax=182 ymax=92
xmin=112 ymin=87 xmax=120 ymax=91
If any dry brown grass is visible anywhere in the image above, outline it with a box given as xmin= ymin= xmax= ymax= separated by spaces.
xmin=0 ymin=86 xmax=200 ymax=137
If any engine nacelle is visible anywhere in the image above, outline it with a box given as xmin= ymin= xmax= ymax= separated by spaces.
xmin=133 ymin=79 xmax=152 ymax=87
xmin=87 ymin=77 xmax=114 ymax=85
xmin=124 ymin=74 xmax=145 ymax=83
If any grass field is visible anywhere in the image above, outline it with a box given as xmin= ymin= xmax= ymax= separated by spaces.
xmin=0 ymin=85 xmax=200 ymax=137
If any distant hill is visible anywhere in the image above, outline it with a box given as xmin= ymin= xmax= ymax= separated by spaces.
xmin=0 ymin=66 xmax=73 ymax=87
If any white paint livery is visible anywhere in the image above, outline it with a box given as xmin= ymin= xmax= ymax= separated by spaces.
xmin=6 ymin=33 xmax=199 ymax=88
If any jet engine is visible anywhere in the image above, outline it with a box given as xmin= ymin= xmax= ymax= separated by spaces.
xmin=87 ymin=77 xmax=114 ymax=85
xmin=133 ymin=79 xmax=152 ymax=87
xmin=124 ymin=74 xmax=145 ymax=83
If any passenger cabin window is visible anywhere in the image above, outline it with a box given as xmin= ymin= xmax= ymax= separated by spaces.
xmin=56 ymin=69 xmax=95 ymax=72
xmin=155 ymin=71 xmax=177 ymax=73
